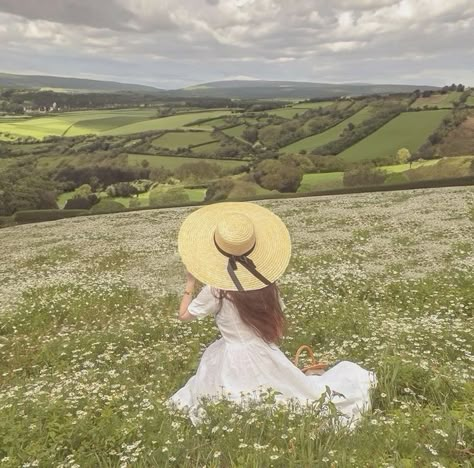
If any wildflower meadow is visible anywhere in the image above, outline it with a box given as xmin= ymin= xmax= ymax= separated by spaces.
xmin=0 ymin=186 xmax=473 ymax=467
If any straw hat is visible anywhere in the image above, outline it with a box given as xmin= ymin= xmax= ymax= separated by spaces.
xmin=178 ymin=201 xmax=292 ymax=291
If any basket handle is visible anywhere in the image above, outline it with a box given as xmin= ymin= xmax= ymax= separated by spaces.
xmin=294 ymin=344 xmax=316 ymax=367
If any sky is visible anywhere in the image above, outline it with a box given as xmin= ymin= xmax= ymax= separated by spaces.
xmin=0 ymin=0 xmax=473 ymax=89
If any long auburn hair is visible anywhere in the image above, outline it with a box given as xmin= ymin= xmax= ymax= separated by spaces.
xmin=213 ymin=283 xmax=286 ymax=344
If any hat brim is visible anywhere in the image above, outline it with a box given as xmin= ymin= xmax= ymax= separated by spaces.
xmin=178 ymin=201 xmax=292 ymax=291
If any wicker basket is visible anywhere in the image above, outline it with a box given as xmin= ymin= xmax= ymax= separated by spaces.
xmin=294 ymin=345 xmax=328 ymax=376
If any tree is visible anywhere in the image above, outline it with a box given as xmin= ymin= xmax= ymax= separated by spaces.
xmin=254 ymin=159 xmax=303 ymax=192
xmin=74 ymin=184 xmax=92 ymax=199
xmin=396 ymin=148 xmax=411 ymax=164
xmin=205 ymin=178 xmax=235 ymax=202
xmin=343 ymin=165 xmax=387 ymax=187
xmin=149 ymin=187 xmax=190 ymax=207
xmin=242 ymin=127 xmax=259 ymax=144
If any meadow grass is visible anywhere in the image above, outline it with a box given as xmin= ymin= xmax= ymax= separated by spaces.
xmin=280 ymin=106 xmax=374 ymax=154
xmin=222 ymin=125 xmax=247 ymax=139
xmin=0 ymin=187 xmax=473 ymax=467
xmin=291 ymin=101 xmax=334 ymax=110
xmin=103 ymin=111 xmax=233 ymax=136
xmin=410 ymin=92 xmax=463 ymax=109
xmin=265 ymin=108 xmax=310 ymax=119
xmin=128 ymin=153 xmax=245 ymax=170
xmin=338 ymin=110 xmax=451 ymax=163
xmin=152 ymin=131 xmax=214 ymax=149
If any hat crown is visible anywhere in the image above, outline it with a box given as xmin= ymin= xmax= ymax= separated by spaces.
xmin=214 ymin=212 xmax=256 ymax=256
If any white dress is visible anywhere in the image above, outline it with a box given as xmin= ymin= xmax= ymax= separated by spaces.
xmin=168 ymin=285 xmax=377 ymax=426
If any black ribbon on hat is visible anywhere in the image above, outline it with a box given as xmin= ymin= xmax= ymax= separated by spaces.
xmin=213 ymin=235 xmax=272 ymax=291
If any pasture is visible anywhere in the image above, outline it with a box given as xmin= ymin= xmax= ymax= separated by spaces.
xmin=152 ymin=131 xmax=215 ymax=149
xmin=222 ymin=124 xmax=247 ymax=140
xmin=0 ymin=109 xmax=234 ymax=140
xmin=410 ymin=92 xmax=462 ymax=109
xmin=291 ymin=101 xmax=334 ymax=109
xmin=338 ymin=109 xmax=451 ymax=163
xmin=0 ymin=187 xmax=472 ymax=466
xmin=280 ymin=105 xmax=373 ymax=154
xmin=127 ymin=153 xmax=245 ymax=170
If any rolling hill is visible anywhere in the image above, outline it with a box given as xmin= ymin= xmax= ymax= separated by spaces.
xmin=0 ymin=73 xmax=162 ymax=93
xmin=179 ymin=80 xmax=439 ymax=99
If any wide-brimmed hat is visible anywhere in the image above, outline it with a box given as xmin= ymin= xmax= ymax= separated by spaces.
xmin=178 ymin=201 xmax=292 ymax=291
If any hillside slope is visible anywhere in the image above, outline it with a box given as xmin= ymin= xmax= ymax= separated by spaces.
xmin=0 ymin=186 xmax=472 ymax=466
xmin=0 ymin=72 xmax=162 ymax=93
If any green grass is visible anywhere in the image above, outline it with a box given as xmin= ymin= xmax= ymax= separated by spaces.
xmin=191 ymin=141 xmax=223 ymax=154
xmin=338 ymin=109 xmax=451 ymax=163
xmin=128 ymin=153 xmax=245 ymax=170
xmin=297 ymin=172 xmax=344 ymax=192
xmin=281 ymin=106 xmax=373 ymax=154
xmin=0 ymin=110 xmax=232 ymax=140
xmin=466 ymin=95 xmax=474 ymax=106
xmin=222 ymin=124 xmax=247 ymax=139
xmin=1 ymin=187 xmax=473 ymax=466
xmin=152 ymin=131 xmax=214 ymax=149
xmin=104 ymin=111 xmax=233 ymax=136
xmin=292 ymin=101 xmax=334 ymax=109
xmin=265 ymin=108 xmax=309 ymax=119
xmin=410 ymin=92 xmax=462 ymax=109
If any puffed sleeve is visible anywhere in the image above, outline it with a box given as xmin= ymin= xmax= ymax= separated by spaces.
xmin=188 ymin=285 xmax=221 ymax=320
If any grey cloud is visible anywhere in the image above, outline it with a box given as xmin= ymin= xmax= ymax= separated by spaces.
xmin=0 ymin=0 xmax=137 ymax=30
xmin=0 ymin=0 xmax=473 ymax=88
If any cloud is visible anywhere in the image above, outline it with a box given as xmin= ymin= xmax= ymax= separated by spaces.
xmin=0 ymin=0 xmax=473 ymax=88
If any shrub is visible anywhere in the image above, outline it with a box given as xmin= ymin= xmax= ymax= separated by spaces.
xmin=227 ymin=181 xmax=258 ymax=200
xmin=343 ymin=165 xmax=387 ymax=187
xmin=129 ymin=198 xmax=141 ymax=209
xmin=14 ymin=209 xmax=87 ymax=223
xmin=64 ymin=194 xmax=98 ymax=210
xmin=384 ymin=172 xmax=410 ymax=185
xmin=205 ymin=178 xmax=235 ymax=202
xmin=0 ymin=215 xmax=15 ymax=228
xmin=149 ymin=187 xmax=190 ymax=207
xmin=90 ymin=200 xmax=125 ymax=213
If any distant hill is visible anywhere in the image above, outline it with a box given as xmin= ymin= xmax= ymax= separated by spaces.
xmin=179 ymin=80 xmax=439 ymax=99
xmin=0 ymin=73 xmax=440 ymax=98
xmin=0 ymin=73 xmax=163 ymax=93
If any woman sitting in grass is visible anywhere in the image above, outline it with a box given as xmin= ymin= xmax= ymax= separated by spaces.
xmin=168 ymin=201 xmax=377 ymax=425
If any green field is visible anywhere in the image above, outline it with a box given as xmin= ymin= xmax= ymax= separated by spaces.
xmin=466 ymin=95 xmax=474 ymax=106
xmin=410 ymin=92 xmax=462 ymax=109
xmin=296 ymin=159 xmax=442 ymax=193
xmin=265 ymin=107 xmax=309 ymax=119
xmin=191 ymin=141 xmax=222 ymax=154
xmin=1 ymin=188 xmax=473 ymax=467
xmin=338 ymin=109 xmax=451 ymax=162
xmin=291 ymin=101 xmax=334 ymax=109
xmin=152 ymin=131 xmax=214 ymax=149
xmin=281 ymin=106 xmax=373 ymax=154
xmin=128 ymin=153 xmax=245 ymax=170
xmin=222 ymin=124 xmax=247 ymax=139
xmin=103 ymin=111 xmax=233 ymax=136
xmin=0 ymin=109 xmax=233 ymax=140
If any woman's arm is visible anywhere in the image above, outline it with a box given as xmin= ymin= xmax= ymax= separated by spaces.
xmin=178 ymin=271 xmax=197 ymax=321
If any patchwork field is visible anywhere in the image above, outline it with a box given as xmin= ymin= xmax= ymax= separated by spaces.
xmin=281 ymin=105 xmax=373 ymax=154
xmin=0 ymin=187 xmax=472 ymax=466
xmin=338 ymin=109 xmax=451 ymax=162
xmin=152 ymin=131 xmax=215 ymax=149
xmin=128 ymin=153 xmax=246 ymax=170
xmin=222 ymin=124 xmax=247 ymax=139
xmin=0 ymin=110 xmax=234 ymax=140
xmin=410 ymin=92 xmax=462 ymax=109
xmin=291 ymin=101 xmax=334 ymax=109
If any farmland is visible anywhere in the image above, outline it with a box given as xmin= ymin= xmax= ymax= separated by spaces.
xmin=152 ymin=131 xmax=215 ymax=149
xmin=281 ymin=105 xmax=374 ymax=154
xmin=338 ymin=109 xmax=451 ymax=162
xmin=0 ymin=109 xmax=234 ymax=140
xmin=410 ymin=91 xmax=462 ymax=109
xmin=128 ymin=153 xmax=246 ymax=170
xmin=0 ymin=186 xmax=472 ymax=466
